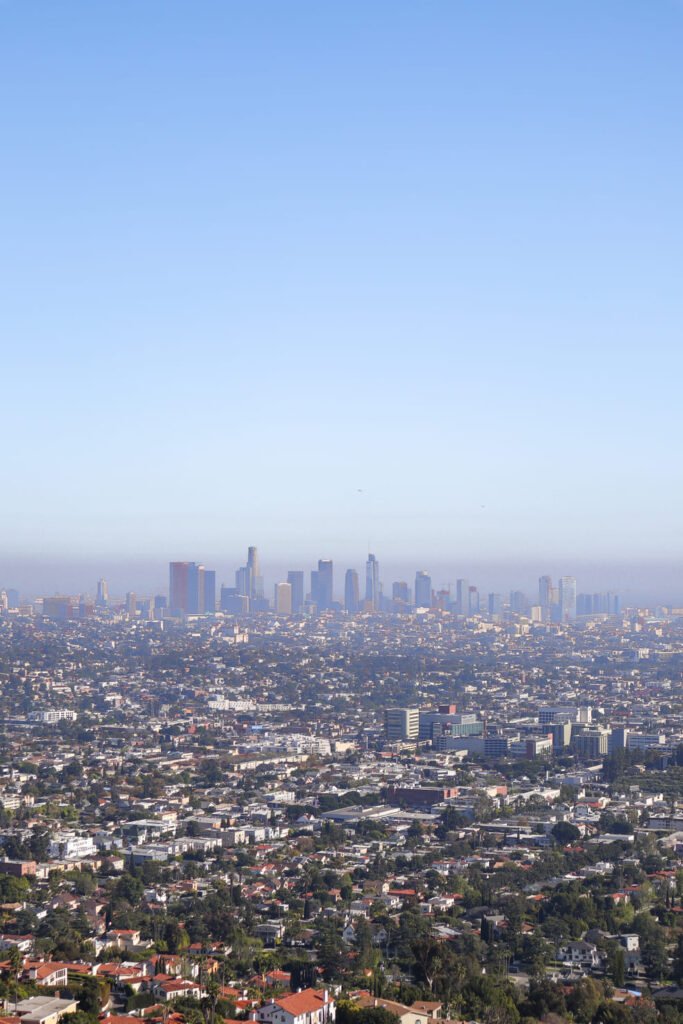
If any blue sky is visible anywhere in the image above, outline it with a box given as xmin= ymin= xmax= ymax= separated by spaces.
xmin=2 ymin=1 xmax=683 ymax=595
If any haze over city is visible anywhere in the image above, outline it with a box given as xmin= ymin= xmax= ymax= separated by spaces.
xmin=2 ymin=0 xmax=683 ymax=600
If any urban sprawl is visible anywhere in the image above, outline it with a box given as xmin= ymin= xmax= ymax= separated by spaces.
xmin=1 ymin=550 xmax=683 ymax=1024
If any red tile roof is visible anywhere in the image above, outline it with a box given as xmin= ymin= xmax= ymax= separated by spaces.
xmin=272 ymin=988 xmax=331 ymax=1016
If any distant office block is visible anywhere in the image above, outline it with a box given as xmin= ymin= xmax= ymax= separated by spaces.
xmin=345 ymin=569 xmax=360 ymax=613
xmin=456 ymin=578 xmax=469 ymax=615
xmin=573 ymin=729 xmax=609 ymax=759
xmin=287 ymin=571 xmax=305 ymax=614
xmin=274 ymin=582 xmax=292 ymax=615
xmin=559 ymin=576 xmax=577 ymax=622
xmin=311 ymin=560 xmax=334 ymax=611
xmin=578 ymin=591 xmax=620 ymax=616
xmin=203 ymin=570 xmax=216 ymax=613
xmin=170 ymin=561 xmax=216 ymax=614
xmin=95 ymin=578 xmax=109 ymax=608
xmin=539 ymin=575 xmax=552 ymax=612
xmin=170 ymin=562 xmax=192 ymax=613
xmin=247 ymin=546 xmax=263 ymax=600
xmin=317 ymin=559 xmax=334 ymax=610
xmin=509 ymin=590 xmax=529 ymax=615
xmin=552 ymin=722 xmax=572 ymax=749
xmin=42 ymin=596 xmax=75 ymax=620
xmin=414 ymin=571 xmax=431 ymax=608
xmin=384 ymin=707 xmax=419 ymax=741
xmin=365 ymin=554 xmax=380 ymax=611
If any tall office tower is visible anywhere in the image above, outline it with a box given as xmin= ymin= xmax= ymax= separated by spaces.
xmin=365 ymin=553 xmax=380 ymax=610
xmin=170 ymin=561 xmax=193 ymax=613
xmin=573 ymin=729 xmax=609 ymax=759
xmin=235 ymin=564 xmax=251 ymax=598
xmin=95 ymin=578 xmax=109 ymax=608
xmin=247 ymin=545 xmax=259 ymax=580
xmin=170 ymin=561 xmax=216 ymax=614
xmin=488 ymin=592 xmax=502 ymax=616
xmin=415 ymin=571 xmax=432 ymax=608
xmin=468 ymin=586 xmax=480 ymax=615
xmin=609 ymin=727 xmax=629 ymax=752
xmin=310 ymin=569 xmax=319 ymax=607
xmin=317 ymin=559 xmax=334 ymax=610
xmin=287 ymin=571 xmax=304 ymax=614
xmin=392 ymin=581 xmax=410 ymax=606
xmin=552 ymin=722 xmax=573 ymax=750
xmin=194 ymin=565 xmax=205 ymax=613
xmin=456 ymin=578 xmax=469 ymax=615
xmin=126 ymin=592 xmax=137 ymax=616
xmin=6 ymin=589 xmax=19 ymax=610
xmin=247 ymin=546 xmax=263 ymax=600
xmin=202 ymin=570 xmax=216 ymax=614
xmin=274 ymin=582 xmax=293 ymax=615
xmin=344 ymin=569 xmax=360 ymax=613
xmin=559 ymin=576 xmax=577 ymax=622
xmin=384 ymin=707 xmax=420 ymax=741
xmin=538 ymin=575 xmax=553 ymax=611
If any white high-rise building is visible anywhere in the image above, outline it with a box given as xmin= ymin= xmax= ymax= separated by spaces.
xmin=384 ymin=707 xmax=419 ymax=741
xmin=559 ymin=576 xmax=577 ymax=622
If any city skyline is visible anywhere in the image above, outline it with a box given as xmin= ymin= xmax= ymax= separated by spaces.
xmin=0 ymin=544 xmax=660 ymax=609
xmin=4 ymin=549 xmax=683 ymax=606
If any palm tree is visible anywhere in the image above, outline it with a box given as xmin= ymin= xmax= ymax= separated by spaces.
xmin=205 ymin=974 xmax=220 ymax=1024
xmin=8 ymin=944 xmax=23 ymax=1012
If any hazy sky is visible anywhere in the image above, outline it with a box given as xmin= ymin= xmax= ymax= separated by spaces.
xmin=2 ymin=1 xmax=683 ymax=591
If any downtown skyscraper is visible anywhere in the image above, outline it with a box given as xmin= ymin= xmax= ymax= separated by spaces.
xmin=311 ymin=559 xmax=334 ymax=611
xmin=169 ymin=561 xmax=216 ymax=614
xmin=559 ymin=576 xmax=577 ymax=622
xmin=235 ymin=546 xmax=264 ymax=607
xmin=365 ymin=553 xmax=380 ymax=611
xmin=415 ymin=570 xmax=432 ymax=609
xmin=344 ymin=569 xmax=359 ymax=613
xmin=287 ymin=570 xmax=304 ymax=614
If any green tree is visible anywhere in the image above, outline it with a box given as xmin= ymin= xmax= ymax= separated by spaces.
xmin=567 ymin=977 xmax=603 ymax=1024
xmin=551 ymin=821 xmax=580 ymax=845
xmin=336 ymin=1003 xmax=399 ymax=1024
xmin=606 ymin=942 xmax=626 ymax=988
xmin=78 ymin=975 xmax=107 ymax=1015
xmin=59 ymin=1012 xmax=99 ymax=1024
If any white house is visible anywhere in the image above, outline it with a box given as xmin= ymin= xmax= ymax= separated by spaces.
xmin=256 ymin=988 xmax=336 ymax=1024
xmin=557 ymin=940 xmax=602 ymax=969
